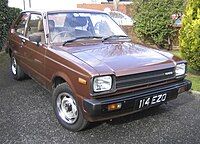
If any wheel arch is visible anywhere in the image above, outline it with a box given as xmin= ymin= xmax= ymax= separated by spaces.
xmin=8 ymin=48 xmax=12 ymax=57
xmin=51 ymin=72 xmax=76 ymax=94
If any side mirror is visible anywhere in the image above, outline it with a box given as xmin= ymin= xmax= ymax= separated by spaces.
xmin=29 ymin=35 xmax=41 ymax=46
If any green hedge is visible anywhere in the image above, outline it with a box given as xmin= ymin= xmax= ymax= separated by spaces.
xmin=132 ymin=0 xmax=185 ymax=49
xmin=179 ymin=0 xmax=200 ymax=71
xmin=0 ymin=0 xmax=21 ymax=51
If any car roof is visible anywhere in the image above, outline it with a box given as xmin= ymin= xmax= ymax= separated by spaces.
xmin=22 ymin=8 xmax=105 ymax=14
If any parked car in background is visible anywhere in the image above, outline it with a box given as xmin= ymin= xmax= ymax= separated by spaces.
xmin=7 ymin=9 xmax=191 ymax=132
xmin=108 ymin=10 xmax=135 ymax=26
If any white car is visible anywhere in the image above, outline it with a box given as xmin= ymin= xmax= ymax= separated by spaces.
xmin=108 ymin=11 xmax=135 ymax=26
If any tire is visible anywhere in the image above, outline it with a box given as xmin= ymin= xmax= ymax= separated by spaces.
xmin=11 ymin=55 xmax=26 ymax=80
xmin=52 ymin=83 xmax=89 ymax=132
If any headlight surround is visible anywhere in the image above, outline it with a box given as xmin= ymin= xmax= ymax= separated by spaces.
xmin=175 ymin=63 xmax=186 ymax=77
xmin=93 ymin=76 xmax=112 ymax=92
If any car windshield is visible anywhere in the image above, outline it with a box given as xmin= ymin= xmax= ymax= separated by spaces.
xmin=47 ymin=12 xmax=127 ymax=43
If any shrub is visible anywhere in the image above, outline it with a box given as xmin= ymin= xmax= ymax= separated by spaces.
xmin=0 ymin=0 xmax=8 ymax=51
xmin=132 ymin=0 xmax=185 ymax=49
xmin=179 ymin=0 xmax=200 ymax=71
xmin=0 ymin=0 xmax=21 ymax=51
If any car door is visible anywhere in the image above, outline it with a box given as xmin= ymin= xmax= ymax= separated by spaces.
xmin=22 ymin=13 xmax=47 ymax=86
xmin=9 ymin=12 xmax=30 ymax=71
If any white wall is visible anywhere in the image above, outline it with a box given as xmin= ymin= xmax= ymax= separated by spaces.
xmin=8 ymin=0 xmax=110 ymax=10
xmin=8 ymin=0 xmax=77 ymax=10
xmin=9 ymin=0 xmax=24 ymax=9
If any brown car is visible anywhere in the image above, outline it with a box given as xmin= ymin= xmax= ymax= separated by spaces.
xmin=7 ymin=9 xmax=191 ymax=131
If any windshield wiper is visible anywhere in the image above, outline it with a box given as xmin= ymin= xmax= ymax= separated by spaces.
xmin=63 ymin=36 xmax=103 ymax=46
xmin=103 ymin=35 xmax=130 ymax=42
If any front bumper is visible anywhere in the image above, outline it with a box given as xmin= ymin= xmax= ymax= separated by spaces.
xmin=83 ymin=80 xmax=192 ymax=122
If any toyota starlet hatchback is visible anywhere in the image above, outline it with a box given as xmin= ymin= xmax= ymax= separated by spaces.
xmin=7 ymin=9 xmax=191 ymax=131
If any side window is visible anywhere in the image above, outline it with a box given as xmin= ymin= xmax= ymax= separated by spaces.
xmin=27 ymin=14 xmax=45 ymax=44
xmin=14 ymin=13 xmax=29 ymax=36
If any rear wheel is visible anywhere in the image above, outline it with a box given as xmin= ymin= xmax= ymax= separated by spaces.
xmin=11 ymin=55 xmax=26 ymax=80
xmin=53 ymin=83 xmax=88 ymax=131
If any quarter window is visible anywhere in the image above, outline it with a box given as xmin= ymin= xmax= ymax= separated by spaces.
xmin=15 ymin=13 xmax=29 ymax=36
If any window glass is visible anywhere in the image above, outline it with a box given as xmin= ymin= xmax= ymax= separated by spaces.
xmin=47 ymin=12 xmax=126 ymax=43
xmin=15 ymin=13 xmax=29 ymax=35
xmin=48 ymin=14 xmax=66 ymax=27
xmin=27 ymin=14 xmax=45 ymax=44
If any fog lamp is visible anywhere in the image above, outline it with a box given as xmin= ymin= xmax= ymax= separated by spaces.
xmin=108 ymin=103 xmax=122 ymax=111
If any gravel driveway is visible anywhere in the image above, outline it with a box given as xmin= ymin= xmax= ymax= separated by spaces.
xmin=0 ymin=53 xmax=200 ymax=144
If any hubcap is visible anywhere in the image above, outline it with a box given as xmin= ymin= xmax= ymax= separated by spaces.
xmin=11 ymin=57 xmax=17 ymax=75
xmin=56 ymin=92 xmax=78 ymax=124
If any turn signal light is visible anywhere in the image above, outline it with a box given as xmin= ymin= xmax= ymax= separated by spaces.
xmin=78 ymin=78 xmax=87 ymax=85
xmin=108 ymin=103 xmax=122 ymax=111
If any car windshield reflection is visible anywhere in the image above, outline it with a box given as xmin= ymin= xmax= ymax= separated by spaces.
xmin=47 ymin=12 xmax=127 ymax=43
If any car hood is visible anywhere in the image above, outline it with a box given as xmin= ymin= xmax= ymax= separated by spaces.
xmin=59 ymin=42 xmax=176 ymax=76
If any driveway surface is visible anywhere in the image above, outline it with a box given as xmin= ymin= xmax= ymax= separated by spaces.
xmin=0 ymin=53 xmax=200 ymax=144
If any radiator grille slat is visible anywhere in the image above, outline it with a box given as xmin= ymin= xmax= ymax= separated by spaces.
xmin=116 ymin=68 xmax=175 ymax=89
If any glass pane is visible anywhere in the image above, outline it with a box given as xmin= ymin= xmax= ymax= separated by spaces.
xmin=47 ymin=12 xmax=126 ymax=43
xmin=15 ymin=13 xmax=29 ymax=36
xmin=27 ymin=14 xmax=45 ymax=44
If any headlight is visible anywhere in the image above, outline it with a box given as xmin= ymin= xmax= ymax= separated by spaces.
xmin=175 ymin=63 xmax=186 ymax=76
xmin=93 ymin=76 xmax=112 ymax=92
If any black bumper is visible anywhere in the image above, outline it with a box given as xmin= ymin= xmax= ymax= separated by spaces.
xmin=83 ymin=80 xmax=192 ymax=122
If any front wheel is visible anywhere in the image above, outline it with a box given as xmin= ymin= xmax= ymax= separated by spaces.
xmin=52 ymin=83 xmax=89 ymax=131
xmin=11 ymin=55 xmax=26 ymax=80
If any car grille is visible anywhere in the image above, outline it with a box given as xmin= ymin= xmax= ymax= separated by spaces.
xmin=116 ymin=67 xmax=176 ymax=90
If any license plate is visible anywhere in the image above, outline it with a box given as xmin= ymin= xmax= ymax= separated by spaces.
xmin=137 ymin=93 xmax=167 ymax=109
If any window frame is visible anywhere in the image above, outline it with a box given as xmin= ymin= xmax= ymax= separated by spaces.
xmin=26 ymin=13 xmax=43 ymax=37
xmin=14 ymin=12 xmax=30 ymax=37
xmin=25 ymin=12 xmax=47 ymax=45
